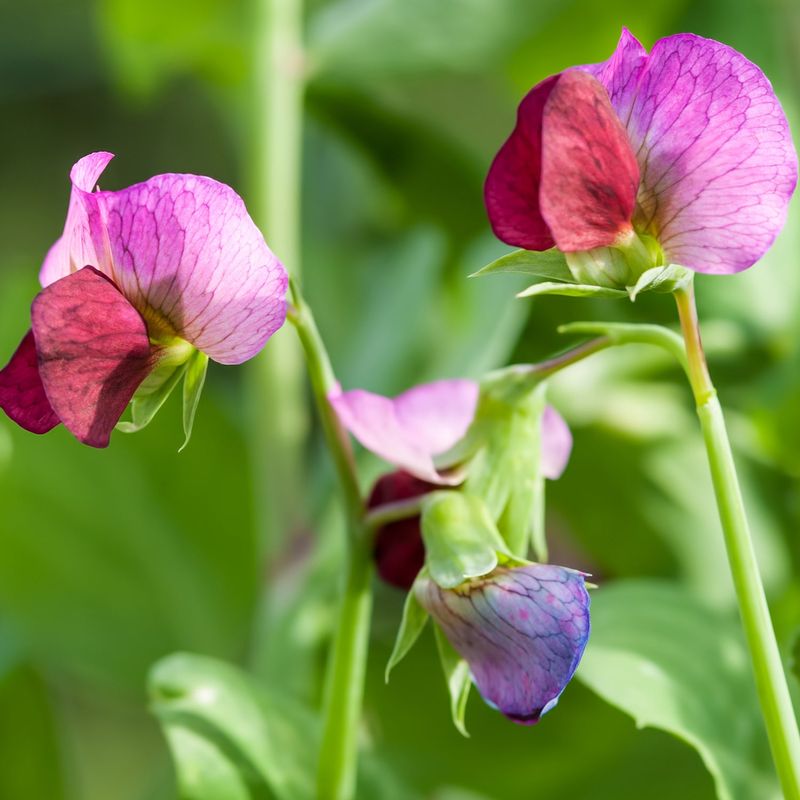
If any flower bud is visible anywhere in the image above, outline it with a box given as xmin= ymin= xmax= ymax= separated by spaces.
xmin=415 ymin=564 xmax=590 ymax=724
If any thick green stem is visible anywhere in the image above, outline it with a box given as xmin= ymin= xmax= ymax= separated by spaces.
xmin=675 ymin=282 xmax=800 ymax=799
xmin=288 ymin=289 xmax=372 ymax=800
xmin=247 ymin=0 xmax=307 ymax=557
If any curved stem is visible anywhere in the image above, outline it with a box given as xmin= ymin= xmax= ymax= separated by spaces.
xmin=675 ymin=282 xmax=800 ymax=799
xmin=365 ymin=496 xmax=427 ymax=536
xmin=288 ymin=286 xmax=372 ymax=800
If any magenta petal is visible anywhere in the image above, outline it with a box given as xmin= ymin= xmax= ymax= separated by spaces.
xmin=541 ymin=405 xmax=572 ymax=480
xmin=484 ymin=75 xmax=559 ymax=250
xmin=592 ymin=32 xmax=798 ymax=274
xmin=540 ymin=70 xmax=640 ymax=251
xmin=416 ymin=564 xmax=590 ymax=723
xmin=31 ymin=267 xmax=154 ymax=448
xmin=100 ymin=174 xmax=288 ymax=364
xmin=330 ymin=379 xmax=479 ymax=484
xmin=39 ymin=152 xmax=115 ymax=287
xmin=0 ymin=330 xmax=60 ymax=435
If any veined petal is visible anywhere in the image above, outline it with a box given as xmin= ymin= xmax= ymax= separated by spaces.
xmin=330 ymin=379 xmax=479 ymax=484
xmin=39 ymin=152 xmax=114 ymax=286
xmin=100 ymin=173 xmax=288 ymax=364
xmin=416 ymin=564 xmax=590 ymax=723
xmin=591 ymin=31 xmax=798 ymax=273
xmin=541 ymin=405 xmax=572 ymax=480
xmin=484 ymin=75 xmax=559 ymax=251
xmin=0 ymin=330 xmax=60 ymax=435
xmin=540 ymin=70 xmax=640 ymax=251
xmin=31 ymin=267 xmax=154 ymax=448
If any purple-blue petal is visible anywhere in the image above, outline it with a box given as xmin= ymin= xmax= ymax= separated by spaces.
xmin=416 ymin=564 xmax=590 ymax=723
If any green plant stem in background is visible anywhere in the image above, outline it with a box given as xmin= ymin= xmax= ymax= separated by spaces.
xmin=288 ymin=286 xmax=372 ymax=800
xmin=675 ymin=282 xmax=800 ymax=800
xmin=246 ymin=0 xmax=308 ymax=558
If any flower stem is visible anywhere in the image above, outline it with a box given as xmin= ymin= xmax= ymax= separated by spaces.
xmin=246 ymin=0 xmax=308 ymax=558
xmin=675 ymin=282 xmax=800 ymax=799
xmin=288 ymin=286 xmax=372 ymax=800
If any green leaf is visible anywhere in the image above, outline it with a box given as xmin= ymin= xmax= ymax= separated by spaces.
xmin=116 ymin=362 xmax=187 ymax=434
xmin=421 ymin=492 xmax=505 ymax=589
xmin=149 ymin=653 xmax=317 ymax=800
xmin=386 ymin=588 xmax=429 ymax=682
xmin=180 ymin=351 xmax=209 ymax=452
xmin=470 ymin=248 xmax=574 ymax=282
xmin=517 ymin=281 xmax=626 ymax=299
xmin=626 ymin=264 xmax=693 ymax=301
xmin=433 ymin=625 xmax=472 ymax=738
xmin=578 ymin=581 xmax=780 ymax=800
xmin=309 ymin=0 xmax=561 ymax=81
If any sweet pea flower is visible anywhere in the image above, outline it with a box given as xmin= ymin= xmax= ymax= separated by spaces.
xmin=485 ymin=29 xmax=798 ymax=282
xmin=415 ymin=564 xmax=590 ymax=724
xmin=0 ymin=153 xmax=287 ymax=447
xmin=361 ymin=388 xmax=573 ymax=589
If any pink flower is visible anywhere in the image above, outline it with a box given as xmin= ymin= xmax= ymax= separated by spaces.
xmin=485 ymin=30 xmax=797 ymax=276
xmin=0 ymin=153 xmax=287 ymax=447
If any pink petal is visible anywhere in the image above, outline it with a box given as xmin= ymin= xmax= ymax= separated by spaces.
xmin=31 ymin=267 xmax=154 ymax=448
xmin=540 ymin=70 xmax=640 ymax=251
xmin=484 ymin=75 xmax=559 ymax=250
xmin=590 ymin=31 xmax=798 ymax=274
xmin=0 ymin=330 xmax=60 ymax=435
xmin=39 ymin=152 xmax=114 ymax=286
xmin=330 ymin=379 xmax=479 ymax=484
xmin=541 ymin=405 xmax=572 ymax=480
xmin=100 ymin=174 xmax=287 ymax=364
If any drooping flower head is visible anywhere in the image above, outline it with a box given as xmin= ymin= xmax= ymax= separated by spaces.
xmin=485 ymin=30 xmax=798 ymax=281
xmin=333 ymin=378 xmax=588 ymax=724
xmin=0 ymin=153 xmax=287 ymax=447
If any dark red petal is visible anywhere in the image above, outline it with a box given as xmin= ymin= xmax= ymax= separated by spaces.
xmin=31 ymin=267 xmax=154 ymax=448
xmin=0 ymin=330 xmax=60 ymax=435
xmin=540 ymin=69 xmax=639 ymax=251
xmin=368 ymin=470 xmax=437 ymax=591
xmin=484 ymin=74 xmax=559 ymax=251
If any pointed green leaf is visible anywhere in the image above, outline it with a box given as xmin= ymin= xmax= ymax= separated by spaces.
xmin=517 ymin=281 xmax=626 ymax=299
xmin=433 ymin=625 xmax=471 ymax=737
xmin=626 ymin=264 xmax=693 ymax=301
xmin=421 ymin=492 xmax=505 ymax=589
xmin=116 ymin=362 xmax=187 ymax=434
xmin=180 ymin=351 xmax=209 ymax=452
xmin=470 ymin=248 xmax=573 ymax=282
xmin=579 ymin=581 xmax=779 ymax=800
xmin=385 ymin=587 xmax=429 ymax=683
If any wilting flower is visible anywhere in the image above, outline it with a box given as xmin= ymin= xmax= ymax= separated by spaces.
xmin=0 ymin=153 xmax=287 ymax=447
xmin=485 ymin=29 xmax=798 ymax=282
xmin=416 ymin=564 xmax=590 ymax=724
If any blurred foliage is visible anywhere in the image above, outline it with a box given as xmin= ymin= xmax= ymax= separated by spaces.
xmin=1 ymin=0 xmax=799 ymax=798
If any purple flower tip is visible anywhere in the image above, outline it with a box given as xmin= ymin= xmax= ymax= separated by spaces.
xmin=416 ymin=564 xmax=590 ymax=723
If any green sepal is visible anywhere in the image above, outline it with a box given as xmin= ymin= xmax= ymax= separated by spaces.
xmin=626 ymin=264 xmax=693 ymax=301
xmin=385 ymin=584 xmax=429 ymax=683
xmin=465 ymin=382 xmax=547 ymax=559
xmin=470 ymin=248 xmax=574 ymax=282
xmin=180 ymin=350 xmax=209 ymax=452
xmin=116 ymin=362 xmax=188 ymax=434
xmin=434 ymin=625 xmax=472 ymax=737
xmin=517 ymin=281 xmax=626 ymax=299
xmin=421 ymin=492 xmax=507 ymax=589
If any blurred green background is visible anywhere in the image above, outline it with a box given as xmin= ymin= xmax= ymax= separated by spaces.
xmin=1 ymin=0 xmax=799 ymax=798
